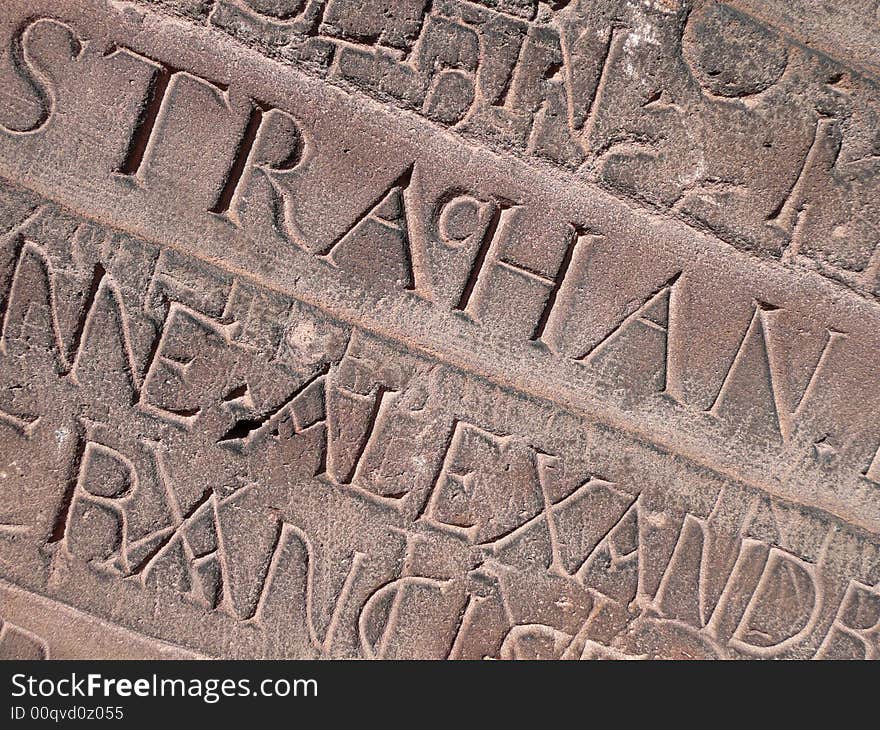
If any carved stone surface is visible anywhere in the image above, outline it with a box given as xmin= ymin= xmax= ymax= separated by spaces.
xmin=0 ymin=0 xmax=878 ymax=659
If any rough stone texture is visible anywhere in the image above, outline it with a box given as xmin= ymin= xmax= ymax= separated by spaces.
xmin=0 ymin=0 xmax=878 ymax=659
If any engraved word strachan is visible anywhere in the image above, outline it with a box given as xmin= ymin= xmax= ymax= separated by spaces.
xmin=0 ymin=0 xmax=877 ymax=660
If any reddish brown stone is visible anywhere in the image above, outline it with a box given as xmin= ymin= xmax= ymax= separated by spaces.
xmin=0 ymin=0 xmax=877 ymax=659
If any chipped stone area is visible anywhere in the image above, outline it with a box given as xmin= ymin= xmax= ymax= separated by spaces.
xmin=0 ymin=0 xmax=877 ymax=659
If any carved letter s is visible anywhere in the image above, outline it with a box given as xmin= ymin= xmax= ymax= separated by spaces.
xmin=2 ymin=18 xmax=84 ymax=134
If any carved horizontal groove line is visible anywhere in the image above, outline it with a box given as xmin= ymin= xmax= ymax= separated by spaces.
xmin=2 ymin=172 xmax=877 ymax=544
xmin=133 ymin=0 xmax=880 ymax=310
xmin=0 ymin=578 xmax=210 ymax=659
xmin=723 ymin=0 xmax=880 ymax=81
